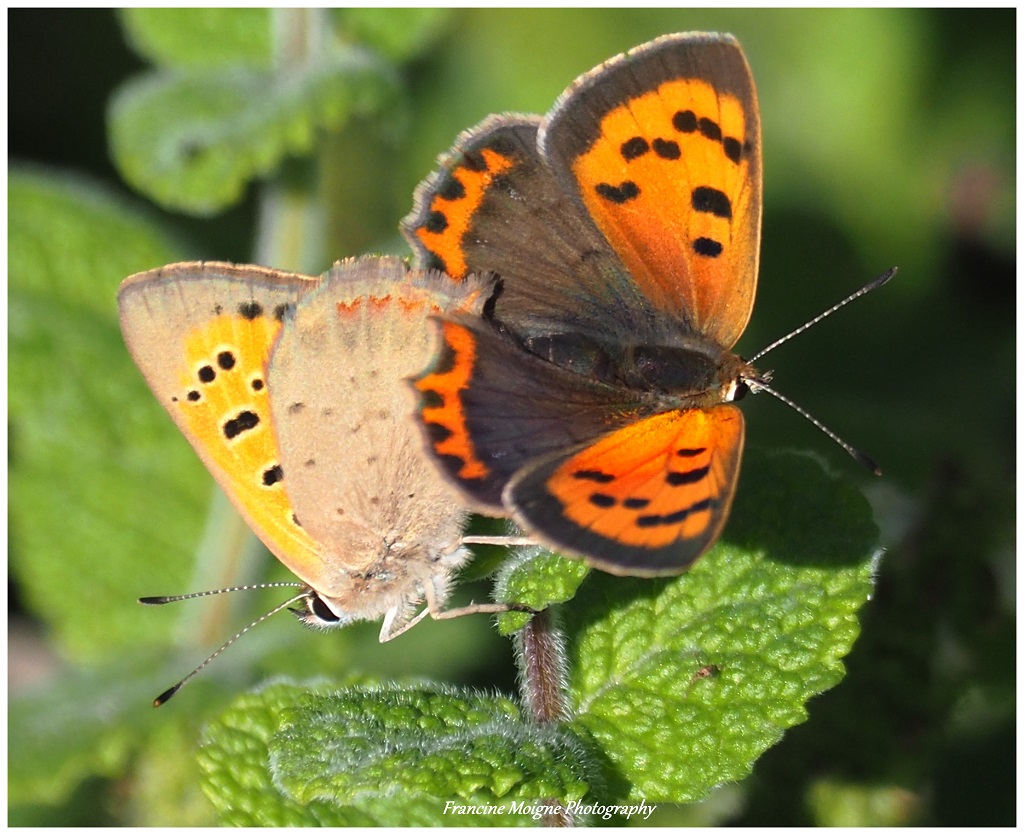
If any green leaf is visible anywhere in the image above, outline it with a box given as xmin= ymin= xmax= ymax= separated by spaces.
xmin=108 ymin=46 xmax=402 ymax=214
xmin=562 ymin=449 xmax=879 ymax=803
xmin=119 ymin=8 xmax=273 ymax=70
xmin=199 ymin=680 xmax=593 ymax=825
xmin=8 ymin=167 xmax=206 ymax=660
xmin=198 ymin=680 xmax=344 ymax=826
xmin=334 ymin=8 xmax=454 ymax=62
xmin=494 ymin=548 xmax=591 ymax=635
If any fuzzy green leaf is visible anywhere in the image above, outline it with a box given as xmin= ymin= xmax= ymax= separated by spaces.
xmin=119 ymin=9 xmax=273 ymax=69
xmin=198 ymin=681 xmax=348 ymax=827
xmin=494 ymin=548 xmax=591 ymax=635
xmin=8 ymin=167 xmax=204 ymax=660
xmin=199 ymin=681 xmax=593 ymax=825
xmin=561 ymin=449 xmax=879 ymax=803
xmin=108 ymin=46 xmax=401 ymax=214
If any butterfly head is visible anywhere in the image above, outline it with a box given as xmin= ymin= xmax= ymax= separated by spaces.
xmin=619 ymin=341 xmax=759 ymax=413
xmin=289 ymin=588 xmax=350 ymax=629
xmin=285 ymin=569 xmax=411 ymax=630
xmin=287 ymin=534 xmax=472 ymax=631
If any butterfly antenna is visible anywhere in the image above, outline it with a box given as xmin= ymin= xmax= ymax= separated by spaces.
xmin=749 ymin=267 xmax=896 ymax=364
xmin=744 ymin=376 xmax=881 ymax=475
xmin=140 ymin=583 xmax=309 ymax=707
xmin=139 ymin=581 xmax=304 ymax=606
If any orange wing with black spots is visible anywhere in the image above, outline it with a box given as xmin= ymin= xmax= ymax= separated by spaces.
xmin=118 ymin=263 xmax=321 ymax=568
xmin=507 ymin=406 xmax=745 ymax=575
xmin=541 ymin=33 xmax=761 ymax=348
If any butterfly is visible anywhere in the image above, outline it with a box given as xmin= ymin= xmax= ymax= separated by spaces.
xmin=119 ymin=255 xmax=513 ymax=702
xmin=403 ymin=32 xmax=874 ymax=577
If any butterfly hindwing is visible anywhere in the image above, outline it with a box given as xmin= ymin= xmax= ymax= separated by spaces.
xmin=507 ymin=405 xmax=745 ymax=575
xmin=413 ymin=315 xmax=647 ymax=513
xmin=405 ymin=117 xmax=542 ymax=283
xmin=267 ymin=256 xmax=490 ymax=596
xmin=541 ymin=32 xmax=762 ymax=348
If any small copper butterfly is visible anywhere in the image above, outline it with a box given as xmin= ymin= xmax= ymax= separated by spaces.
xmin=403 ymin=32 xmax=887 ymax=576
xmin=119 ymin=256 xmax=513 ymax=703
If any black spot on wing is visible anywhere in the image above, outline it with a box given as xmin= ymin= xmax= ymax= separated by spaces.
xmin=691 ymin=186 xmax=732 ymax=219
xmin=595 ymin=181 xmax=640 ymax=204
xmin=666 ymin=465 xmax=710 ymax=486
xmin=621 ymin=137 xmax=649 ymax=160
xmin=636 ymin=497 xmax=716 ymax=528
xmin=652 ymin=138 xmax=680 ymax=159
xmin=238 ymin=301 xmax=263 ymax=320
xmin=693 ymin=237 xmax=723 ymax=258
xmin=425 ymin=210 xmax=448 ymax=234
xmin=223 ymin=410 xmax=259 ymax=440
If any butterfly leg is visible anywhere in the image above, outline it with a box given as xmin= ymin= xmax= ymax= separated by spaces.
xmin=424 ymin=577 xmax=534 ymax=622
xmin=461 ymin=534 xmax=537 ymax=547
xmin=377 ymin=602 xmax=433 ymax=642
xmin=378 ymin=578 xmax=537 ymax=642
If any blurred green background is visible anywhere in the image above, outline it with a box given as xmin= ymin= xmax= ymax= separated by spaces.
xmin=9 ymin=8 xmax=1013 ymax=826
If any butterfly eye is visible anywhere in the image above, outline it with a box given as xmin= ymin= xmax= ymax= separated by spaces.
xmin=292 ymin=593 xmax=344 ymax=628
xmin=731 ymin=380 xmax=750 ymax=401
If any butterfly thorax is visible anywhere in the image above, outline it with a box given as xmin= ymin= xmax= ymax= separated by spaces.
xmin=523 ymin=331 xmax=755 ymax=408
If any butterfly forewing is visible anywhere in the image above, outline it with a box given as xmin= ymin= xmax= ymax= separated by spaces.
xmin=541 ymin=32 xmax=762 ymax=348
xmin=118 ymin=263 xmax=321 ymax=568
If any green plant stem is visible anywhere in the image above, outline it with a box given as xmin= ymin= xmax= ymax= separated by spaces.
xmin=255 ymin=8 xmax=328 ymax=273
xmin=516 ymin=608 xmax=569 ymax=723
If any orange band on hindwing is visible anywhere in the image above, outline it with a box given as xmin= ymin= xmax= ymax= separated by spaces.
xmin=512 ymin=406 xmax=744 ymax=572
xmin=415 ymin=321 xmax=498 ymax=506
xmin=413 ymin=148 xmax=516 ymax=279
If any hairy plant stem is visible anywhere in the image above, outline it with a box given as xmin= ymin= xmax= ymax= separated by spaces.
xmin=515 ymin=608 xmax=575 ymax=826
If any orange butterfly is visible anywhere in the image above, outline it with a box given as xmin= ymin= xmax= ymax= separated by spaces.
xmin=403 ymin=32 xmax=885 ymax=577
